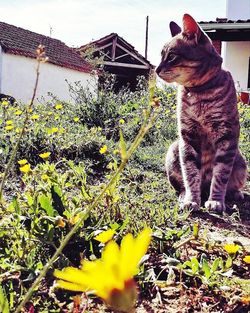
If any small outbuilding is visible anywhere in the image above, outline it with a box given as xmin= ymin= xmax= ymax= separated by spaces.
xmin=77 ymin=33 xmax=154 ymax=91
xmin=0 ymin=21 xmax=95 ymax=103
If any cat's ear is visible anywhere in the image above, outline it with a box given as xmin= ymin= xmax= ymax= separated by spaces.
xmin=182 ymin=13 xmax=201 ymax=41
xmin=169 ymin=21 xmax=182 ymax=37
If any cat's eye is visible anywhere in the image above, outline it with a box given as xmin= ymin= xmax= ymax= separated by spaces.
xmin=167 ymin=53 xmax=176 ymax=62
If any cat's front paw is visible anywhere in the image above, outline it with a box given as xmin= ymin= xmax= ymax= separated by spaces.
xmin=181 ymin=201 xmax=200 ymax=211
xmin=205 ymin=200 xmax=225 ymax=214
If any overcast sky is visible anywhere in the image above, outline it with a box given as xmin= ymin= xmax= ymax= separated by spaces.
xmin=0 ymin=0 xmax=226 ymax=65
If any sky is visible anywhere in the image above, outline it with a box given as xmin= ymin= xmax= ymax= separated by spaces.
xmin=0 ymin=0 xmax=226 ymax=65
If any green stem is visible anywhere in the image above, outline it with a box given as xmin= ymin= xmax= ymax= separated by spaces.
xmin=15 ymin=104 xmax=159 ymax=313
xmin=0 ymin=61 xmax=41 ymax=203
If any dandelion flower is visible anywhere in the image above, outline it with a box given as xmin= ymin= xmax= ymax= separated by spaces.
xmin=5 ymin=125 xmax=14 ymax=131
xmin=241 ymin=296 xmax=250 ymax=304
xmin=1 ymin=100 xmax=9 ymax=106
xmin=94 ymin=229 xmax=116 ymax=244
xmin=14 ymin=110 xmax=23 ymax=115
xmin=224 ymin=244 xmax=240 ymax=254
xmin=55 ymin=217 xmax=66 ymax=228
xmin=20 ymin=163 xmax=31 ymax=173
xmin=39 ymin=152 xmax=51 ymax=160
xmin=31 ymin=114 xmax=39 ymax=120
xmin=54 ymin=228 xmax=152 ymax=312
xmin=55 ymin=103 xmax=63 ymax=110
xmin=41 ymin=174 xmax=50 ymax=181
xmin=18 ymin=159 xmax=28 ymax=165
xmin=243 ymin=255 xmax=250 ymax=264
xmin=6 ymin=120 xmax=13 ymax=125
xmin=99 ymin=145 xmax=108 ymax=154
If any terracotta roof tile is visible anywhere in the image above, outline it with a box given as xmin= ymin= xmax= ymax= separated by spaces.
xmin=0 ymin=21 xmax=93 ymax=73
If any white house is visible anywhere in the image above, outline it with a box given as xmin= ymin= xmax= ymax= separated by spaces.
xmin=199 ymin=0 xmax=250 ymax=91
xmin=0 ymin=21 xmax=96 ymax=104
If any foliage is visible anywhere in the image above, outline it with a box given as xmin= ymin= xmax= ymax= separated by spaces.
xmin=0 ymin=72 xmax=250 ymax=312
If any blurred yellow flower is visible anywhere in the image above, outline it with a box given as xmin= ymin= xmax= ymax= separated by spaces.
xmin=241 ymin=296 xmax=250 ymax=304
xmin=50 ymin=127 xmax=59 ymax=134
xmin=18 ymin=159 xmax=28 ymax=165
xmin=94 ymin=229 xmax=116 ymax=244
xmin=54 ymin=228 xmax=151 ymax=312
xmin=16 ymin=127 xmax=21 ymax=133
xmin=99 ymin=145 xmax=108 ymax=154
xmin=27 ymin=108 xmax=33 ymax=113
xmin=6 ymin=120 xmax=13 ymax=125
xmin=31 ymin=114 xmax=39 ymax=120
xmin=5 ymin=125 xmax=14 ymax=131
xmin=243 ymin=255 xmax=250 ymax=264
xmin=14 ymin=110 xmax=23 ymax=115
xmin=73 ymin=117 xmax=80 ymax=122
xmin=69 ymin=214 xmax=80 ymax=225
xmin=39 ymin=152 xmax=51 ymax=159
xmin=119 ymin=119 xmax=125 ymax=124
xmin=48 ymin=111 xmax=53 ymax=116
xmin=20 ymin=163 xmax=31 ymax=173
xmin=55 ymin=217 xmax=66 ymax=228
xmin=55 ymin=103 xmax=63 ymax=110
xmin=41 ymin=174 xmax=50 ymax=181
xmin=1 ymin=100 xmax=9 ymax=106
xmin=224 ymin=244 xmax=240 ymax=254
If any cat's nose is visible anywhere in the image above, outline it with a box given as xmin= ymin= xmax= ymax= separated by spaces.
xmin=156 ymin=65 xmax=162 ymax=75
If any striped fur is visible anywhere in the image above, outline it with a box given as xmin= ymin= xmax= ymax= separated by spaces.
xmin=156 ymin=14 xmax=247 ymax=213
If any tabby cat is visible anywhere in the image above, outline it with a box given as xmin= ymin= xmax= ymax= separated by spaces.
xmin=156 ymin=14 xmax=247 ymax=213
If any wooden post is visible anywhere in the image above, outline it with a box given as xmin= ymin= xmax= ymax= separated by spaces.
xmin=145 ymin=16 xmax=149 ymax=60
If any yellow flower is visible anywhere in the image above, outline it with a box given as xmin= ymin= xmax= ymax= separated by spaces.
xmin=119 ymin=119 xmax=125 ymax=124
xmin=20 ymin=163 xmax=31 ymax=173
xmin=55 ymin=217 xmax=66 ymax=228
xmin=5 ymin=125 xmax=14 ymax=130
xmin=39 ymin=152 xmax=51 ymax=160
xmin=224 ymin=244 xmax=240 ymax=254
xmin=16 ymin=127 xmax=21 ymax=133
xmin=69 ymin=214 xmax=80 ymax=225
xmin=14 ymin=110 xmax=23 ymax=115
xmin=1 ymin=100 xmax=9 ymax=106
xmin=243 ymin=255 xmax=250 ymax=264
xmin=48 ymin=111 xmax=53 ymax=116
xmin=6 ymin=120 xmax=13 ymax=125
xmin=99 ymin=145 xmax=108 ymax=154
xmin=54 ymin=228 xmax=152 ymax=311
xmin=31 ymin=114 xmax=39 ymax=120
xmin=73 ymin=117 xmax=80 ymax=122
xmin=241 ymin=296 xmax=250 ymax=304
xmin=94 ymin=229 xmax=116 ymax=244
xmin=55 ymin=103 xmax=63 ymax=110
xmin=18 ymin=159 xmax=28 ymax=165
xmin=41 ymin=174 xmax=50 ymax=181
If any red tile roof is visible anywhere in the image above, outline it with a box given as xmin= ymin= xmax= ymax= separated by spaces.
xmin=0 ymin=21 xmax=93 ymax=73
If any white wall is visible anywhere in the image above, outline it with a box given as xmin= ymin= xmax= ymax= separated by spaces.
xmin=223 ymin=41 xmax=250 ymax=90
xmin=1 ymin=53 xmax=96 ymax=104
xmin=227 ymin=0 xmax=250 ymax=20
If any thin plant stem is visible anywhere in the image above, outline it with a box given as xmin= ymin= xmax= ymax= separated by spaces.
xmin=0 ymin=59 xmax=41 ymax=203
xmin=15 ymin=103 xmax=159 ymax=313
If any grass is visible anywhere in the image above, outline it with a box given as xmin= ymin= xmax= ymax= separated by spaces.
xmin=0 ymin=60 xmax=250 ymax=312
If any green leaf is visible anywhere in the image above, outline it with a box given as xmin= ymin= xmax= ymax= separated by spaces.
xmin=192 ymin=223 xmax=199 ymax=239
xmin=0 ymin=285 xmax=10 ymax=313
xmin=212 ymin=258 xmax=221 ymax=273
xmin=12 ymin=197 xmax=20 ymax=214
xmin=38 ymin=194 xmax=54 ymax=216
xmin=202 ymin=258 xmax=211 ymax=280
xmin=190 ymin=257 xmax=199 ymax=274
xmin=119 ymin=129 xmax=127 ymax=161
